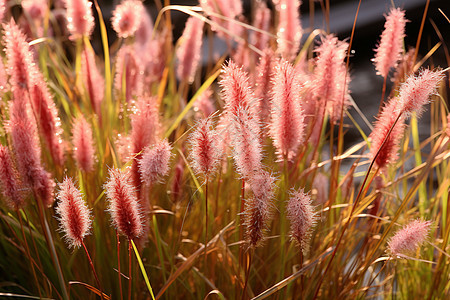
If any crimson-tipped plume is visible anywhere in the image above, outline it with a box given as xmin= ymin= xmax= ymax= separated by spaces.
xmin=138 ymin=140 xmax=172 ymax=185
xmin=388 ymin=220 xmax=432 ymax=257
xmin=72 ymin=115 xmax=95 ymax=172
xmin=0 ymin=145 xmax=25 ymax=211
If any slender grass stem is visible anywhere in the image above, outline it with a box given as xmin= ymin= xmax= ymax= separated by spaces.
xmin=241 ymin=249 xmax=253 ymax=300
xmin=205 ymin=179 xmax=209 ymax=277
xmin=128 ymin=239 xmax=132 ymax=300
xmin=117 ymin=231 xmax=123 ymax=300
xmin=81 ymin=240 xmax=103 ymax=300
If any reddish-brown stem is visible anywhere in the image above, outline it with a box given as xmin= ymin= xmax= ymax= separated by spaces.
xmin=205 ymin=179 xmax=209 ymax=277
xmin=241 ymin=250 xmax=253 ymax=300
xmin=378 ymin=76 xmax=388 ymax=115
xmin=81 ymin=240 xmax=103 ymax=300
xmin=128 ymin=238 xmax=132 ymax=300
xmin=117 ymin=231 xmax=123 ymax=300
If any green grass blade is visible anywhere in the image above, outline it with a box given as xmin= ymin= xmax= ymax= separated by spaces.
xmin=131 ymin=239 xmax=156 ymax=300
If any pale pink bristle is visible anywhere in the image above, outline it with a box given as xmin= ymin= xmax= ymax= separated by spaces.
xmin=369 ymin=98 xmax=406 ymax=170
xmin=111 ymin=0 xmax=145 ymax=39
xmin=56 ymin=177 xmax=92 ymax=248
xmin=105 ymin=168 xmax=143 ymax=239
xmin=276 ymin=0 xmax=302 ymax=60
xmin=0 ymin=58 xmax=8 ymax=95
xmin=286 ymin=188 xmax=317 ymax=254
xmin=114 ymin=45 xmax=143 ymax=102
xmin=3 ymin=20 xmax=37 ymax=97
xmin=255 ymin=49 xmax=275 ymax=125
xmin=372 ymin=8 xmax=408 ymax=78
xmin=176 ymin=16 xmax=204 ymax=84
xmin=138 ymin=140 xmax=172 ymax=185
xmin=64 ymin=0 xmax=95 ymax=39
xmin=29 ymin=72 xmax=65 ymax=166
xmin=251 ymin=1 xmax=271 ymax=51
xmin=72 ymin=115 xmax=95 ymax=173
xmin=396 ymin=69 xmax=445 ymax=117
xmin=130 ymin=96 xmax=160 ymax=191
xmin=230 ymin=105 xmax=263 ymax=179
xmin=244 ymin=170 xmax=275 ymax=247
xmin=81 ymin=47 xmax=104 ymax=117
xmin=135 ymin=8 xmax=154 ymax=51
xmin=313 ymin=34 xmax=350 ymax=123
xmin=188 ymin=118 xmax=223 ymax=180
xmin=269 ymin=58 xmax=305 ymax=161
xmin=0 ymin=145 xmax=25 ymax=211
xmin=388 ymin=220 xmax=432 ymax=257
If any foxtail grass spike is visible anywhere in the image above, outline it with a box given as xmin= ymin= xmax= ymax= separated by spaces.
xmin=72 ymin=115 xmax=96 ymax=173
xmin=388 ymin=220 xmax=432 ymax=257
xmin=105 ymin=168 xmax=144 ymax=240
xmin=64 ymin=0 xmax=95 ymax=39
xmin=138 ymin=139 xmax=172 ymax=185
xmin=276 ymin=0 xmax=302 ymax=60
xmin=0 ymin=145 xmax=25 ymax=211
xmin=114 ymin=45 xmax=143 ymax=102
xmin=81 ymin=47 xmax=104 ymax=117
xmin=372 ymin=8 xmax=408 ymax=78
xmin=251 ymin=1 xmax=271 ymax=51
xmin=111 ymin=0 xmax=145 ymax=39
xmin=176 ymin=16 xmax=204 ymax=84
xmin=56 ymin=177 xmax=92 ymax=248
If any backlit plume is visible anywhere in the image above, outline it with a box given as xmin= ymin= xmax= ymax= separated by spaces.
xmin=388 ymin=220 xmax=432 ymax=257
xmin=188 ymin=118 xmax=223 ymax=180
xmin=286 ymin=188 xmax=317 ymax=254
xmin=270 ymin=58 xmax=305 ymax=161
xmin=105 ymin=168 xmax=143 ymax=239
xmin=64 ymin=0 xmax=95 ymax=39
xmin=373 ymin=8 xmax=407 ymax=78
xmin=276 ymin=0 xmax=302 ymax=60
xmin=81 ymin=47 xmax=104 ymax=116
xmin=56 ymin=177 xmax=92 ymax=248
xmin=111 ymin=0 xmax=145 ymax=38
xmin=72 ymin=115 xmax=95 ymax=173
xmin=138 ymin=140 xmax=172 ymax=185
xmin=0 ymin=145 xmax=25 ymax=211
xmin=176 ymin=16 xmax=204 ymax=84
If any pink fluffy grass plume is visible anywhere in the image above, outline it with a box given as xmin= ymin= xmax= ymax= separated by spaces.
xmin=369 ymin=99 xmax=406 ymax=170
xmin=0 ymin=145 xmax=25 ymax=211
xmin=313 ymin=34 xmax=350 ymax=123
xmin=3 ymin=20 xmax=37 ymax=97
xmin=105 ymin=168 xmax=143 ymax=239
xmin=396 ymin=69 xmax=445 ymax=117
xmin=188 ymin=118 xmax=223 ymax=180
xmin=56 ymin=177 xmax=92 ymax=248
xmin=176 ymin=16 xmax=204 ymax=84
xmin=251 ymin=1 xmax=271 ymax=51
xmin=276 ymin=0 xmax=302 ymax=60
xmin=29 ymin=72 xmax=65 ymax=166
xmin=64 ymin=0 xmax=95 ymax=39
xmin=138 ymin=140 xmax=172 ymax=185
xmin=230 ymin=105 xmax=263 ymax=179
xmin=372 ymin=8 xmax=408 ymax=78
xmin=0 ymin=0 xmax=5 ymax=22
xmin=388 ymin=220 xmax=432 ymax=258
xmin=270 ymin=58 xmax=305 ymax=161
xmin=81 ymin=47 xmax=104 ymax=117
xmin=72 ymin=115 xmax=95 ymax=172
xmin=286 ymin=188 xmax=317 ymax=254
xmin=220 ymin=60 xmax=258 ymax=118
xmin=111 ymin=0 xmax=145 ymax=38
xmin=244 ymin=170 xmax=276 ymax=247
xmin=114 ymin=45 xmax=143 ymax=102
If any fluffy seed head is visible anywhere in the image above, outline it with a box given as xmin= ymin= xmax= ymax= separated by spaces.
xmin=276 ymin=0 xmax=302 ymax=60
xmin=138 ymin=140 xmax=172 ymax=185
xmin=193 ymin=88 xmax=216 ymax=119
xmin=388 ymin=220 xmax=432 ymax=257
xmin=72 ymin=115 xmax=95 ymax=172
xmin=29 ymin=72 xmax=65 ymax=166
xmin=255 ymin=49 xmax=276 ymax=124
xmin=176 ymin=16 xmax=204 ymax=83
xmin=3 ymin=20 xmax=37 ymax=96
xmin=251 ymin=1 xmax=271 ymax=51
xmin=373 ymin=8 xmax=408 ymax=78
xmin=188 ymin=118 xmax=223 ymax=180
xmin=396 ymin=69 xmax=445 ymax=117
xmin=135 ymin=8 xmax=154 ymax=51
xmin=313 ymin=34 xmax=350 ymax=123
xmin=369 ymin=98 xmax=406 ymax=170
xmin=114 ymin=45 xmax=143 ymax=102
xmin=286 ymin=188 xmax=317 ymax=254
xmin=230 ymin=105 xmax=263 ymax=179
xmin=81 ymin=47 xmax=104 ymax=116
xmin=244 ymin=170 xmax=276 ymax=247
xmin=0 ymin=145 xmax=25 ymax=211
xmin=64 ymin=0 xmax=95 ymax=38
xmin=0 ymin=0 xmax=5 ymax=22
xmin=56 ymin=177 xmax=92 ymax=248
xmin=270 ymin=58 xmax=305 ymax=161
xmin=105 ymin=168 xmax=143 ymax=239
xmin=111 ymin=0 xmax=144 ymax=38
